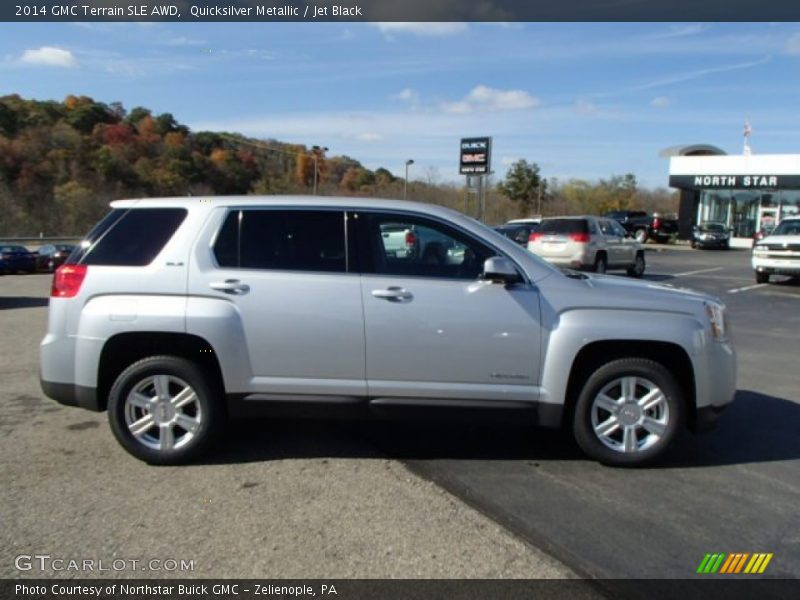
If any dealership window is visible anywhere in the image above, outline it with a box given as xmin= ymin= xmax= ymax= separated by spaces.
xmin=780 ymin=191 xmax=800 ymax=220
xmin=699 ymin=190 xmax=730 ymax=224
xmin=731 ymin=191 xmax=759 ymax=238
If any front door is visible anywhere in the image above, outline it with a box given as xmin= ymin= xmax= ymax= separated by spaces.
xmin=356 ymin=211 xmax=543 ymax=403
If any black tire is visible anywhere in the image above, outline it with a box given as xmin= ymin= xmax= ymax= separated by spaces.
xmin=593 ymin=253 xmax=607 ymax=274
xmin=755 ymin=271 xmax=769 ymax=284
xmin=572 ymin=358 xmax=683 ymax=467
xmin=626 ymin=252 xmax=646 ymax=278
xmin=690 ymin=240 xmax=697 ymax=249
xmin=634 ymin=229 xmax=648 ymax=244
xmin=107 ymin=356 xmax=224 ymax=465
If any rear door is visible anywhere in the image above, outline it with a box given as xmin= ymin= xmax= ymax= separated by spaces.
xmin=598 ymin=219 xmax=625 ymax=266
xmin=187 ymin=207 xmax=366 ymax=398
xmin=356 ymin=210 xmax=542 ymax=404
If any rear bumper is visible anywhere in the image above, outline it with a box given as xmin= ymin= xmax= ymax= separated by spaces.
xmin=40 ymin=379 xmax=100 ymax=411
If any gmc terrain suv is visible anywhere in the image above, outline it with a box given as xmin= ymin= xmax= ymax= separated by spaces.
xmin=40 ymin=196 xmax=736 ymax=467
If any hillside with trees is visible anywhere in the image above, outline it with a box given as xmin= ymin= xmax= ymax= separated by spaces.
xmin=0 ymin=94 xmax=676 ymax=236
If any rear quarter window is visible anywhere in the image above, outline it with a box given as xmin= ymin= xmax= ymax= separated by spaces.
xmin=71 ymin=208 xmax=187 ymax=266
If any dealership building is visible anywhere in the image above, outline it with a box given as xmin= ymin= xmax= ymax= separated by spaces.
xmin=663 ymin=144 xmax=800 ymax=245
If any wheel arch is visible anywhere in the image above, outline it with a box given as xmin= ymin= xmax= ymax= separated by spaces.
xmin=97 ymin=332 xmax=224 ymax=411
xmin=562 ymin=340 xmax=696 ymax=431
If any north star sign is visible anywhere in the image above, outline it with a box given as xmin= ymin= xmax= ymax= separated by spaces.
xmin=668 ymin=175 xmax=800 ymax=189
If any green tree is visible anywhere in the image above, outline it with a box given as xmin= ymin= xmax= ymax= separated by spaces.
xmin=497 ymin=159 xmax=545 ymax=213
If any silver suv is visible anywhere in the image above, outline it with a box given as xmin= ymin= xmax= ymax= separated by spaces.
xmin=40 ymin=196 xmax=736 ymax=467
xmin=528 ymin=216 xmax=645 ymax=276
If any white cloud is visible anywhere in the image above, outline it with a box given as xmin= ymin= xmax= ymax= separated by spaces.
xmin=651 ymin=96 xmax=671 ymax=109
xmin=784 ymin=32 xmax=800 ymax=55
xmin=395 ymin=88 xmax=420 ymax=105
xmin=355 ymin=132 xmax=383 ymax=142
xmin=20 ymin=46 xmax=77 ymax=68
xmin=574 ymin=100 xmax=597 ymax=115
xmin=372 ymin=23 xmax=468 ymax=38
xmin=166 ymin=36 xmax=207 ymax=47
xmin=649 ymin=24 xmax=711 ymax=39
xmin=441 ymin=85 xmax=538 ymax=114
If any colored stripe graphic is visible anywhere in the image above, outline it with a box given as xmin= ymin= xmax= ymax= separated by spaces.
xmin=698 ymin=553 xmax=773 ymax=574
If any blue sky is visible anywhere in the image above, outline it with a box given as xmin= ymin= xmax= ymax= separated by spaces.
xmin=2 ymin=22 xmax=800 ymax=187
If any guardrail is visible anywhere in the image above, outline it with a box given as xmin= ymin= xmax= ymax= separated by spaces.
xmin=0 ymin=237 xmax=81 ymax=248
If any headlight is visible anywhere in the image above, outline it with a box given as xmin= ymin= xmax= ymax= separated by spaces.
xmin=753 ymin=245 xmax=768 ymax=254
xmin=705 ymin=302 xmax=727 ymax=341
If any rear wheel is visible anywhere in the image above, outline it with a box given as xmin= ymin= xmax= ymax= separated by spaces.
xmin=755 ymin=271 xmax=769 ymax=284
xmin=107 ymin=356 xmax=224 ymax=464
xmin=573 ymin=358 xmax=683 ymax=467
xmin=593 ymin=253 xmax=607 ymax=274
xmin=626 ymin=252 xmax=645 ymax=278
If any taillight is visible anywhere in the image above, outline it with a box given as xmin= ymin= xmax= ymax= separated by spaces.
xmin=405 ymin=231 xmax=416 ymax=247
xmin=652 ymin=217 xmax=661 ymax=229
xmin=528 ymin=232 xmax=543 ymax=243
xmin=569 ymin=232 xmax=590 ymax=243
xmin=51 ymin=264 xmax=88 ymax=298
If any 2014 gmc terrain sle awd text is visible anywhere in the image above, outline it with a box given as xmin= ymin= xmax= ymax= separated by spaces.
xmin=40 ymin=196 xmax=736 ymax=467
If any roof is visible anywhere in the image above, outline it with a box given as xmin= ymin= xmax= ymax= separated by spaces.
xmin=110 ymin=194 xmax=455 ymax=214
xmin=659 ymin=144 xmax=727 ymax=158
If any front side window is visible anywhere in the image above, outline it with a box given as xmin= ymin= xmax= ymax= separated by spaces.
xmin=361 ymin=213 xmax=491 ymax=280
xmin=213 ymin=209 xmax=346 ymax=273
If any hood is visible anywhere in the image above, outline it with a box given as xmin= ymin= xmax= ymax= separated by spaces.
xmin=555 ymin=270 xmax=717 ymax=313
xmin=757 ymin=235 xmax=799 ymax=246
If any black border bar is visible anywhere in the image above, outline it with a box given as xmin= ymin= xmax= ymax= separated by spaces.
xmin=3 ymin=0 xmax=800 ymax=22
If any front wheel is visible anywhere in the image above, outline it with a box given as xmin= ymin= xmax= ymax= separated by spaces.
xmin=755 ymin=271 xmax=769 ymax=284
xmin=626 ymin=253 xmax=645 ymax=278
xmin=572 ymin=358 xmax=683 ymax=467
xmin=107 ymin=356 xmax=224 ymax=464
xmin=634 ymin=229 xmax=648 ymax=244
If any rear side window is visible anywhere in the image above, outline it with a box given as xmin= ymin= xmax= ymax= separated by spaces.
xmin=540 ymin=219 xmax=589 ymax=234
xmin=71 ymin=208 xmax=187 ymax=266
xmin=213 ymin=209 xmax=346 ymax=273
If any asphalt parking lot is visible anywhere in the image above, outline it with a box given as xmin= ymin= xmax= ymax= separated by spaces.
xmin=1 ymin=246 xmax=797 ymax=584
xmin=372 ymin=246 xmax=800 ymax=580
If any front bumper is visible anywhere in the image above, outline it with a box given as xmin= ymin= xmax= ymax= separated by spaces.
xmin=752 ymin=256 xmax=800 ymax=276
xmin=690 ymin=336 xmax=736 ymax=433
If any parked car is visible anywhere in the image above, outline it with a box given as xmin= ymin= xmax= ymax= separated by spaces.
xmin=40 ymin=196 xmax=735 ymax=467
xmin=528 ymin=216 xmax=645 ymax=276
xmin=0 ymin=245 xmax=37 ymax=274
xmin=36 ymin=244 xmax=76 ymax=272
xmin=691 ymin=222 xmax=730 ymax=250
xmin=0 ymin=255 xmax=9 ymax=275
xmin=494 ymin=221 xmax=540 ymax=246
xmin=605 ymin=210 xmax=678 ymax=244
xmin=752 ymin=216 xmax=800 ymax=284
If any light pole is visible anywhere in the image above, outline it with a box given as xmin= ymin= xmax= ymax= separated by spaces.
xmin=312 ymin=145 xmax=328 ymax=195
xmin=404 ymin=159 xmax=414 ymax=200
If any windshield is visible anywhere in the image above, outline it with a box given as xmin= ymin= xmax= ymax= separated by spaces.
xmin=772 ymin=220 xmax=800 ymax=236
xmin=699 ymin=223 xmax=726 ymax=232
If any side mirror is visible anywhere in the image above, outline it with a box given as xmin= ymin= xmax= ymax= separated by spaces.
xmin=482 ymin=257 xmax=522 ymax=284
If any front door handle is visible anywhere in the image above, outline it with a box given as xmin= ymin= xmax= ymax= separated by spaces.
xmin=371 ymin=287 xmax=413 ymax=302
xmin=210 ymin=279 xmax=250 ymax=294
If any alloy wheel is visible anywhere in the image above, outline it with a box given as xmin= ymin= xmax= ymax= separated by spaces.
xmin=590 ymin=375 xmax=669 ymax=453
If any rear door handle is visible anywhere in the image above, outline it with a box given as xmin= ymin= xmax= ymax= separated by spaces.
xmin=371 ymin=287 xmax=413 ymax=302
xmin=210 ymin=279 xmax=250 ymax=294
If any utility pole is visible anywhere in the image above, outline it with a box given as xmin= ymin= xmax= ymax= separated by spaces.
xmin=404 ymin=159 xmax=414 ymax=200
